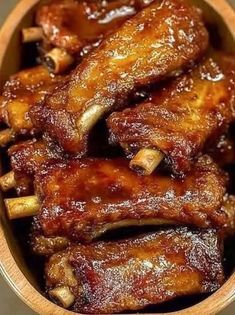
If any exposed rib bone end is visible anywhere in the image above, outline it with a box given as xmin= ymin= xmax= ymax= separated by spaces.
xmin=49 ymin=286 xmax=75 ymax=309
xmin=44 ymin=48 xmax=74 ymax=74
xmin=0 ymin=171 xmax=16 ymax=192
xmin=5 ymin=195 xmax=40 ymax=219
xmin=22 ymin=27 xmax=43 ymax=43
xmin=130 ymin=148 xmax=164 ymax=175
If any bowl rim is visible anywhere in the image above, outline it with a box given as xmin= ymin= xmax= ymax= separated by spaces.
xmin=0 ymin=0 xmax=235 ymax=314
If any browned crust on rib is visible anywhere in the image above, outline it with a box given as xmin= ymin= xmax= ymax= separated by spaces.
xmin=1 ymin=66 xmax=63 ymax=135
xmin=108 ymin=54 xmax=235 ymax=175
xmin=45 ymin=227 xmax=224 ymax=313
xmin=35 ymin=156 xmax=228 ymax=241
xmin=30 ymin=0 xmax=208 ymax=154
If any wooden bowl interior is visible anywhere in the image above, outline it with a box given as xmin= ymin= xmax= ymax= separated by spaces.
xmin=0 ymin=0 xmax=235 ymax=314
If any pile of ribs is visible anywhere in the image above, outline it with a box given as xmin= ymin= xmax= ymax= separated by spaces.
xmin=0 ymin=0 xmax=235 ymax=313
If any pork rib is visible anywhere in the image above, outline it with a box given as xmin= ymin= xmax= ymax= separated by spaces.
xmin=46 ymin=227 xmax=224 ymax=313
xmin=30 ymin=0 xmax=208 ymax=155
xmin=108 ymin=54 xmax=235 ymax=175
xmin=34 ymin=156 xmax=229 ymax=241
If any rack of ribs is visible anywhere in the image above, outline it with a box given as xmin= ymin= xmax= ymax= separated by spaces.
xmin=108 ymin=53 xmax=235 ymax=176
xmin=45 ymin=227 xmax=225 ymax=313
xmin=29 ymin=0 xmax=208 ymax=155
xmin=0 ymin=66 xmax=64 ymax=146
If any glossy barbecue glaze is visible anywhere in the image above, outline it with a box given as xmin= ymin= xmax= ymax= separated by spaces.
xmin=108 ymin=54 xmax=235 ymax=175
xmin=0 ymin=66 xmax=63 ymax=135
xmin=8 ymin=139 xmax=63 ymax=195
xmin=0 ymin=0 xmax=235 ymax=314
xmin=31 ymin=231 xmax=70 ymax=256
xmin=46 ymin=228 xmax=224 ymax=314
xmin=9 ymin=139 xmax=57 ymax=175
xmin=36 ymin=0 xmax=153 ymax=55
xmin=30 ymin=0 xmax=209 ymax=155
xmin=34 ymin=155 xmax=230 ymax=242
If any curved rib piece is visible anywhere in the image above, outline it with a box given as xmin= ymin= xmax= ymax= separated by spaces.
xmin=6 ymin=139 xmax=63 ymax=195
xmin=0 ymin=66 xmax=63 ymax=137
xmin=108 ymin=54 xmax=235 ymax=175
xmin=36 ymin=0 xmax=152 ymax=55
xmin=45 ymin=228 xmax=224 ymax=313
xmin=30 ymin=0 xmax=208 ymax=155
xmin=33 ymin=156 xmax=229 ymax=241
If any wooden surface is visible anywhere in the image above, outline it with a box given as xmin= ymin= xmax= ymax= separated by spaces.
xmin=0 ymin=0 xmax=235 ymax=315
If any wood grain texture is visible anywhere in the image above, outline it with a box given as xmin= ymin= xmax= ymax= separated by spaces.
xmin=0 ymin=0 xmax=235 ymax=314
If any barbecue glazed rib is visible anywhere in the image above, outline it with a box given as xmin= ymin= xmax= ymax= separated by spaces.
xmin=108 ymin=54 xmax=235 ymax=175
xmin=33 ymin=0 xmax=154 ymax=74
xmin=46 ymin=227 xmax=224 ymax=313
xmin=36 ymin=0 xmax=153 ymax=55
xmin=30 ymin=195 xmax=235 ymax=256
xmin=0 ymin=66 xmax=62 ymax=141
xmin=30 ymin=0 xmax=208 ymax=155
xmin=6 ymin=139 xmax=63 ymax=195
xmin=29 ymin=155 xmax=229 ymax=242
xmin=9 ymin=139 xmax=60 ymax=176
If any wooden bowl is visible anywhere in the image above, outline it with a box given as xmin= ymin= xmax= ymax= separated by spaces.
xmin=0 ymin=0 xmax=235 ymax=314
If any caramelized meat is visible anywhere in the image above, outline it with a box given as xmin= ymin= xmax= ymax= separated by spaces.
xmin=46 ymin=227 xmax=224 ymax=313
xmin=36 ymin=0 xmax=153 ymax=55
xmin=30 ymin=0 xmax=208 ymax=155
xmin=9 ymin=139 xmax=62 ymax=176
xmin=30 ymin=217 xmax=71 ymax=256
xmin=1 ymin=66 xmax=63 ymax=135
xmin=32 ymin=235 xmax=70 ymax=256
xmin=30 ymin=181 xmax=235 ymax=254
xmin=34 ymin=156 xmax=229 ymax=242
xmin=8 ymin=139 xmax=63 ymax=195
xmin=108 ymin=54 xmax=235 ymax=175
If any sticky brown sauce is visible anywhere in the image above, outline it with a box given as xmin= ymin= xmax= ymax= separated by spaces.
xmin=1 ymin=0 xmax=235 ymax=313
xmin=36 ymin=0 xmax=154 ymax=57
xmin=64 ymin=0 xmax=152 ymax=41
